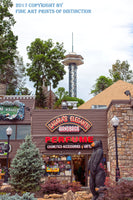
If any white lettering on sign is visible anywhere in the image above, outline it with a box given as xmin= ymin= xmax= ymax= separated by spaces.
xmin=59 ymin=126 xmax=79 ymax=133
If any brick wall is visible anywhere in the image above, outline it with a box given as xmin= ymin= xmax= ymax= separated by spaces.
xmin=107 ymin=101 xmax=133 ymax=181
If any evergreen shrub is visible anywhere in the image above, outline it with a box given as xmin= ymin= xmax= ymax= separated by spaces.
xmin=9 ymin=135 xmax=43 ymax=192
xmin=0 ymin=192 xmax=37 ymax=200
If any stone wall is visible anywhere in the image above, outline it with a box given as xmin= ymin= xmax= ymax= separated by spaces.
xmin=107 ymin=101 xmax=133 ymax=181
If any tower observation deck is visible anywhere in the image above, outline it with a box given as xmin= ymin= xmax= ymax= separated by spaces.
xmin=63 ymin=52 xmax=84 ymax=97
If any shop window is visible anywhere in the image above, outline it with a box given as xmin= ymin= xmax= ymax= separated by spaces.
xmin=0 ymin=125 xmax=31 ymax=140
xmin=17 ymin=125 xmax=31 ymax=139
xmin=42 ymin=154 xmax=86 ymax=186
xmin=42 ymin=155 xmax=72 ymax=176
xmin=0 ymin=125 xmax=16 ymax=140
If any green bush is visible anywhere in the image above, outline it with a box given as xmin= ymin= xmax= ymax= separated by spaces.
xmin=62 ymin=96 xmax=84 ymax=107
xmin=54 ymin=96 xmax=85 ymax=108
xmin=0 ymin=192 xmax=37 ymax=200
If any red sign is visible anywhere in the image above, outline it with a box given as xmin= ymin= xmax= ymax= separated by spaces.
xmin=45 ymin=136 xmax=94 ymax=150
xmin=45 ymin=114 xmax=92 ymax=132
xmin=45 ymin=136 xmax=93 ymax=143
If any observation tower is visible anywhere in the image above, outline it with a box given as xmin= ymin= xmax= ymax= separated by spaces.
xmin=63 ymin=34 xmax=84 ymax=97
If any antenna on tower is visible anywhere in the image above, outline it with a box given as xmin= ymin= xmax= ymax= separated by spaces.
xmin=72 ymin=32 xmax=74 ymax=52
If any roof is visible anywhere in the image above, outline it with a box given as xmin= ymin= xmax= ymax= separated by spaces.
xmin=78 ymin=80 xmax=133 ymax=109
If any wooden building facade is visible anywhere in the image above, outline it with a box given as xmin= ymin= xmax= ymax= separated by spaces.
xmin=32 ymin=109 xmax=107 ymax=186
xmin=0 ymin=95 xmax=133 ymax=185
xmin=0 ymin=96 xmax=108 ymax=186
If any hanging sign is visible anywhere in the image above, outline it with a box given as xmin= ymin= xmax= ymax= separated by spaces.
xmin=45 ymin=114 xmax=92 ymax=133
xmin=0 ymin=100 xmax=25 ymax=120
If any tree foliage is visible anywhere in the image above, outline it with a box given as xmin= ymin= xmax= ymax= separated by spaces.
xmin=16 ymin=86 xmax=32 ymax=95
xmin=9 ymin=135 xmax=43 ymax=192
xmin=55 ymin=87 xmax=69 ymax=101
xmin=0 ymin=0 xmax=28 ymax=94
xmin=26 ymin=38 xmax=66 ymax=107
xmin=6 ymin=52 xmax=26 ymax=95
xmin=91 ymin=76 xmax=113 ymax=95
xmin=26 ymin=38 xmax=66 ymax=89
xmin=109 ymin=60 xmax=133 ymax=82
xmin=91 ymin=60 xmax=133 ymax=96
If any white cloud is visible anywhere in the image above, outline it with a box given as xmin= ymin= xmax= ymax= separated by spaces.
xmin=11 ymin=0 xmax=133 ymax=101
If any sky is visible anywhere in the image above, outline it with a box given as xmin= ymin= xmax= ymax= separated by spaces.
xmin=11 ymin=0 xmax=133 ymax=101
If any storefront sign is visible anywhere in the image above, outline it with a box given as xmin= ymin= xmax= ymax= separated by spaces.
xmin=45 ymin=136 xmax=93 ymax=150
xmin=0 ymin=100 xmax=25 ymax=120
xmin=46 ymin=143 xmax=92 ymax=150
xmin=0 ymin=142 xmax=11 ymax=155
xmin=45 ymin=136 xmax=93 ymax=143
xmin=58 ymin=126 xmax=80 ymax=133
xmin=45 ymin=114 xmax=92 ymax=132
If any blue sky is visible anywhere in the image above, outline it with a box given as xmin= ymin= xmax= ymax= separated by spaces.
xmin=12 ymin=0 xmax=133 ymax=101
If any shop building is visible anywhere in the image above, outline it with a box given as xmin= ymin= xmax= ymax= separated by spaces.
xmin=32 ymin=109 xmax=107 ymax=186
xmin=0 ymin=95 xmax=35 ymax=171
xmin=0 ymin=88 xmax=133 ymax=185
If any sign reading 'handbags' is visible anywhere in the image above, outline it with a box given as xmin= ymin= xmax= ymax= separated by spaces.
xmin=45 ymin=114 xmax=92 ymax=133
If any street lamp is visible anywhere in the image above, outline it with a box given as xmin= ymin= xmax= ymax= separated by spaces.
xmin=4 ymin=126 xmax=12 ymax=184
xmin=111 ymin=116 xmax=120 ymax=182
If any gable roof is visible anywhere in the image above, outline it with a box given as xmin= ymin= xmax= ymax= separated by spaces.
xmin=78 ymin=80 xmax=133 ymax=109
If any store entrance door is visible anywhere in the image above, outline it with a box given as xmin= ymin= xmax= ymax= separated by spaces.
xmin=72 ymin=155 xmax=85 ymax=186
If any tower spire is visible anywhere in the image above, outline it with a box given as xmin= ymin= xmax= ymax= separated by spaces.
xmin=62 ymin=34 xmax=84 ymax=97
xmin=72 ymin=32 xmax=74 ymax=52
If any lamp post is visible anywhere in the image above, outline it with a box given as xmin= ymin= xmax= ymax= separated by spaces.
xmin=111 ymin=116 xmax=120 ymax=182
xmin=4 ymin=126 xmax=12 ymax=184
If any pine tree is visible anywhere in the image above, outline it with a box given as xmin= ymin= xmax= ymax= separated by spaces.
xmin=9 ymin=135 xmax=43 ymax=192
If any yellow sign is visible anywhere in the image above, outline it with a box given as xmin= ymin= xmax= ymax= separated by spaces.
xmin=46 ymin=167 xmax=59 ymax=172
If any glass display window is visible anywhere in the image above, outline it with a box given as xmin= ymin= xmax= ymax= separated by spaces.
xmin=42 ymin=155 xmax=72 ymax=176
